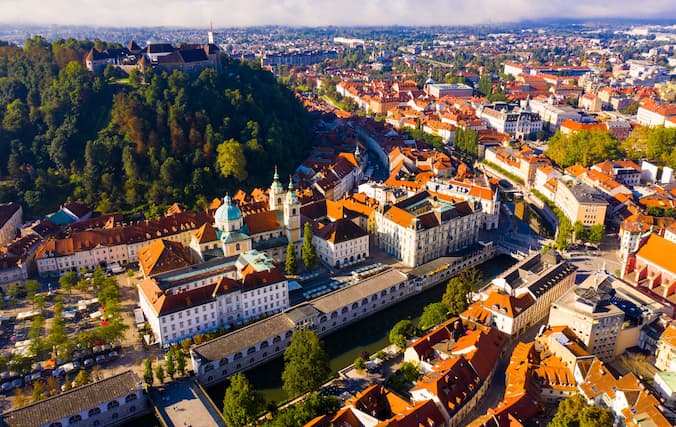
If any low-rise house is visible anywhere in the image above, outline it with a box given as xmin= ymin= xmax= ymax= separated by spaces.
xmin=0 ymin=235 xmax=41 ymax=290
xmin=1 ymin=370 xmax=147 ymax=427
xmin=578 ymin=358 xmax=671 ymax=427
xmin=484 ymin=146 xmax=550 ymax=184
xmin=655 ymin=322 xmax=676 ymax=372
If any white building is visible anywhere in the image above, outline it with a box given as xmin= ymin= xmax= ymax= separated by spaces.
xmin=137 ymin=250 xmax=288 ymax=345
xmin=375 ymin=191 xmax=482 ymax=267
xmin=467 ymin=252 xmax=577 ymax=337
xmin=424 ymin=176 xmax=501 ymax=230
xmin=312 ymin=218 xmax=369 ymax=269
xmin=479 ymin=106 xmax=542 ymax=138
xmin=529 ymin=99 xmax=581 ymax=130
xmin=637 ymin=99 xmax=676 ymax=127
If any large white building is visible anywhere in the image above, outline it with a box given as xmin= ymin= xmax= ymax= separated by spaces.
xmin=479 ymin=106 xmax=542 ymax=138
xmin=424 ymin=176 xmax=501 ymax=230
xmin=374 ymin=191 xmax=482 ymax=267
xmin=312 ymin=218 xmax=369 ymax=269
xmin=636 ymin=99 xmax=676 ymax=127
xmin=138 ymin=250 xmax=288 ymax=345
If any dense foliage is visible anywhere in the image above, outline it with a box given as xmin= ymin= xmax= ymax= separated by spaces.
xmin=550 ymin=394 xmax=614 ymax=427
xmin=546 ymin=130 xmax=623 ymax=168
xmin=0 ymin=36 xmax=312 ymax=215
xmin=222 ymin=373 xmax=265 ymax=427
xmin=281 ymin=329 xmax=331 ymax=397
xmin=389 ymin=319 xmax=416 ymax=349
xmin=442 ymin=268 xmax=483 ymax=315
xmin=261 ymin=392 xmax=340 ymax=427
xmin=418 ymin=302 xmax=449 ymax=330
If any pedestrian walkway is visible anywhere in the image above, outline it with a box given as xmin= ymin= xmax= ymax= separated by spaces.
xmin=149 ymin=378 xmax=226 ymax=427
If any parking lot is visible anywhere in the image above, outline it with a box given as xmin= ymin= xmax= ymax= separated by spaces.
xmin=0 ymin=269 xmax=149 ymax=411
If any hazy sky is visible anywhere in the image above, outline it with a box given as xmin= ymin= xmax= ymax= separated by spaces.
xmin=0 ymin=0 xmax=674 ymax=27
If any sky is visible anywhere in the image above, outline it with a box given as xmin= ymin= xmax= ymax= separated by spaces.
xmin=0 ymin=0 xmax=674 ymax=28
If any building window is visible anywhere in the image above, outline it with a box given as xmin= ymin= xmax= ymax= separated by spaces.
xmin=88 ymin=408 xmax=101 ymax=417
xmin=107 ymin=401 xmax=120 ymax=410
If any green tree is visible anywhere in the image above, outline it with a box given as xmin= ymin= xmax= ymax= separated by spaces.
xmin=301 ymin=222 xmax=317 ymax=270
xmin=550 ymin=394 xmax=613 ymax=427
xmin=556 ymin=217 xmax=573 ymax=251
xmin=285 ymin=242 xmax=297 ymax=275
xmin=58 ymin=271 xmax=78 ymax=294
xmin=222 ymin=373 xmax=264 ymax=427
xmin=176 ymin=350 xmax=187 ymax=375
xmin=25 ymin=279 xmax=40 ymax=299
xmin=28 ymin=314 xmax=45 ymax=358
xmin=216 ymin=139 xmax=248 ymax=181
xmin=418 ymin=302 xmax=449 ymax=330
xmin=155 ymin=364 xmax=165 ymax=384
xmin=442 ymin=277 xmax=471 ymax=315
xmin=589 ymin=224 xmax=605 ymax=245
xmin=166 ymin=351 xmax=176 ymax=379
xmin=72 ymin=369 xmax=91 ymax=387
xmin=353 ymin=356 xmax=366 ymax=372
xmin=573 ymin=221 xmax=589 ymax=243
xmin=143 ymin=359 xmax=154 ymax=386
xmin=31 ymin=380 xmax=45 ymax=403
xmin=389 ymin=319 xmax=416 ymax=349
xmin=282 ymin=329 xmax=330 ymax=397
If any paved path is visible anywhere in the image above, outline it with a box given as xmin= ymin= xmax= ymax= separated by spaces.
xmin=149 ymin=378 xmax=226 ymax=427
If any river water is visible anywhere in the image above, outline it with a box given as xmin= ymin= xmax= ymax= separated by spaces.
xmin=205 ymin=254 xmax=516 ymax=407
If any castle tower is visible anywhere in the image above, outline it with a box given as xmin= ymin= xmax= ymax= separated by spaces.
xmin=283 ymin=177 xmax=301 ymax=243
xmin=269 ymin=166 xmax=285 ymax=211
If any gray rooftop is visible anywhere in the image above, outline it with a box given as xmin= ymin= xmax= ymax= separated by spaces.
xmin=192 ymin=312 xmax=295 ymax=362
xmin=1 ymin=371 xmax=141 ymax=427
xmin=568 ymin=183 xmax=608 ymax=205
xmin=153 ymin=254 xmax=239 ymax=289
xmin=192 ymin=269 xmax=408 ymax=362
xmin=312 ymin=269 xmax=408 ymax=314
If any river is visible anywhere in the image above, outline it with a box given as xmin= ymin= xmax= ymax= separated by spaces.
xmin=205 ymin=254 xmax=516 ymax=407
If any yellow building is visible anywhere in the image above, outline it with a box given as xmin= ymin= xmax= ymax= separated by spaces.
xmin=554 ymin=180 xmax=608 ymax=226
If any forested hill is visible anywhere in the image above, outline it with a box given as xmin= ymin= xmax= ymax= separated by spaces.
xmin=0 ymin=36 xmax=313 ymax=216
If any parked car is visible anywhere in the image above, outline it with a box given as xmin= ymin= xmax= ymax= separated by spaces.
xmin=83 ymin=358 xmax=94 ymax=368
xmin=52 ymin=367 xmax=65 ymax=377
xmin=24 ymin=372 xmax=41 ymax=384
xmin=11 ymin=378 xmax=22 ymax=389
xmin=107 ymin=351 xmax=119 ymax=360
xmin=95 ymin=355 xmax=106 ymax=364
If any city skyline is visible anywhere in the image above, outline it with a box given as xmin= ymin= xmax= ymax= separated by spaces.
xmin=0 ymin=0 xmax=675 ymax=28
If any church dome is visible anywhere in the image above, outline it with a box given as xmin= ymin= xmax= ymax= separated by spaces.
xmin=215 ymin=195 xmax=242 ymax=223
